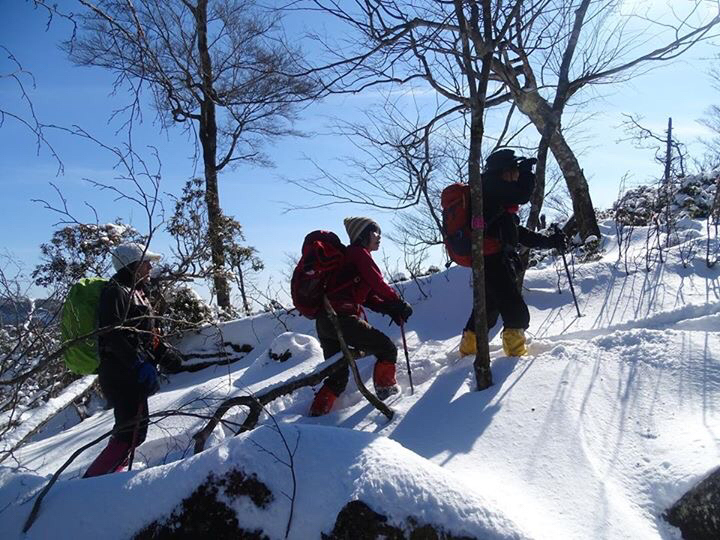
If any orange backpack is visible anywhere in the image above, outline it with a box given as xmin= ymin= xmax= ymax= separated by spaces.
xmin=441 ymin=183 xmax=508 ymax=265
xmin=441 ymin=183 xmax=473 ymax=267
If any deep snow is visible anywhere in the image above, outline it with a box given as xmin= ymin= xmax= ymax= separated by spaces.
xmin=1 ymin=219 xmax=718 ymax=539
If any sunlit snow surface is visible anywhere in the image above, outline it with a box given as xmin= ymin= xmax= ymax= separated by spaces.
xmin=1 ymin=219 xmax=718 ymax=539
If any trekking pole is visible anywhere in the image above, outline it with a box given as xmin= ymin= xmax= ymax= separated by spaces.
xmin=399 ymin=322 xmax=414 ymax=395
xmin=127 ymin=402 xmax=144 ymax=471
xmin=560 ymin=249 xmax=581 ymax=317
xmin=552 ymin=224 xmax=582 ymax=318
xmin=322 ymin=296 xmax=394 ymax=421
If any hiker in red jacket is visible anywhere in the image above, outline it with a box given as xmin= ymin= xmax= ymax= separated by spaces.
xmin=310 ymin=217 xmax=413 ymax=416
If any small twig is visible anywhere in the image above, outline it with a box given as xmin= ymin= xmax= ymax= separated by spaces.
xmin=255 ymin=408 xmax=299 ymax=539
xmin=22 ymin=428 xmax=112 ymax=533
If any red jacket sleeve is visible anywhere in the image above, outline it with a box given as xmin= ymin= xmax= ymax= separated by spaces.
xmin=365 ymin=292 xmax=391 ymax=314
xmin=346 ymin=246 xmax=399 ymax=302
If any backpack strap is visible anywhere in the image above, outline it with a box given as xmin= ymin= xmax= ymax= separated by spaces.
xmin=326 ymin=275 xmax=360 ymax=296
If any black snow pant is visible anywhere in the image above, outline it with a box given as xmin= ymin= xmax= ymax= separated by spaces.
xmin=315 ymin=312 xmax=397 ymax=396
xmin=464 ymin=252 xmax=530 ymax=332
xmin=99 ymin=367 xmax=149 ymax=446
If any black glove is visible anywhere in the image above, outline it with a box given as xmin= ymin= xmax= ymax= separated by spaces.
xmin=158 ymin=345 xmax=184 ymax=374
xmin=386 ymin=300 xmax=413 ymax=326
xmin=504 ymin=250 xmax=524 ymax=277
xmin=135 ymin=358 xmax=160 ymax=396
xmin=517 ymin=157 xmax=538 ymax=173
xmin=547 ymin=230 xmax=567 ymax=252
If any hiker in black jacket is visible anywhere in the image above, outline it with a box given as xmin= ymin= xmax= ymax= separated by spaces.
xmin=459 ymin=149 xmax=566 ymax=357
xmin=84 ymin=242 xmax=178 ymax=478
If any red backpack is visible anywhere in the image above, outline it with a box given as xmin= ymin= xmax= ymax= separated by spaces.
xmin=290 ymin=230 xmax=347 ymax=319
xmin=441 ymin=183 xmax=472 ymax=267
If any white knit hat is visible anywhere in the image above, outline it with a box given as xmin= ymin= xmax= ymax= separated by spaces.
xmin=111 ymin=242 xmax=162 ymax=272
xmin=344 ymin=217 xmax=380 ymax=244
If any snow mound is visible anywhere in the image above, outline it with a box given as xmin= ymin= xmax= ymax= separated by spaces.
xmin=268 ymin=331 xmax=323 ymax=364
xmin=5 ymin=425 xmax=529 ymax=540
xmin=234 ymin=332 xmax=327 ymax=391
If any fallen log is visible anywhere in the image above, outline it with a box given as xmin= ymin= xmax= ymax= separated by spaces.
xmin=193 ymin=357 xmax=348 ymax=454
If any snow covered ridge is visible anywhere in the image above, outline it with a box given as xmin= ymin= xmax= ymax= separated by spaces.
xmin=0 ymin=426 xmax=529 ymax=539
xmin=1 ymin=218 xmax=719 ymax=538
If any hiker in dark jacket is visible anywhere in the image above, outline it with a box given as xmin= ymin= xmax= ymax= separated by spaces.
xmin=459 ymin=149 xmax=566 ymax=358
xmin=84 ymin=242 xmax=176 ymax=478
xmin=309 ymin=217 xmax=413 ymax=416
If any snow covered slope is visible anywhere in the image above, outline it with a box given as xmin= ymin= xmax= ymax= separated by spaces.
xmin=1 ymin=219 xmax=718 ymax=539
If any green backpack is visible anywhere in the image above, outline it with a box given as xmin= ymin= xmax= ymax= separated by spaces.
xmin=61 ymin=277 xmax=109 ymax=375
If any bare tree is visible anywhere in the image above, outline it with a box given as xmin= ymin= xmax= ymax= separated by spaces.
xmin=167 ymin=178 xmax=264 ymax=315
xmin=63 ymin=0 xmax=317 ymax=311
xmin=619 ymin=114 xmax=688 ymax=180
xmin=612 ymin=175 xmax=636 ymax=274
xmin=488 ymin=0 xmax=719 ymax=241
xmin=700 ymin=56 xmax=720 ymax=168
xmin=304 ymin=1 xmax=538 ymax=389
xmin=0 ymin=256 xmax=66 ymax=444
xmin=0 ymin=43 xmax=63 ymax=174
xmin=646 ymin=214 xmax=664 ymax=271
xmin=288 ymin=99 xmax=462 ymax=269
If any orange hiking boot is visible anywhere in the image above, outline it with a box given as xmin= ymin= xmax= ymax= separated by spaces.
xmin=309 ymin=385 xmax=338 ymax=416
xmin=373 ymin=361 xmax=399 ymax=401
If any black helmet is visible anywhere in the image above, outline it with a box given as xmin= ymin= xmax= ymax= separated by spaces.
xmin=484 ymin=149 xmax=518 ymax=174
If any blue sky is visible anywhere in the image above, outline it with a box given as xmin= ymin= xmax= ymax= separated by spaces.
xmin=1 ymin=0 xmax=718 ymax=302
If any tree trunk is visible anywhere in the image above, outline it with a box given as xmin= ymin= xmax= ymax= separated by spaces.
xmin=237 ymin=265 xmax=250 ymax=315
xmin=526 ymin=135 xmax=551 ymax=231
xmin=518 ymin=135 xmax=548 ymax=284
xmin=195 ymin=0 xmax=231 ymax=310
xmin=513 ymin=92 xmax=601 ymax=241
xmin=202 ymin=149 xmax=231 ymax=310
xmin=546 ymin=129 xmax=600 ymax=241
xmin=470 ymin=103 xmax=492 ymax=390
xmin=465 ymin=0 xmax=494 ymax=391
xmin=664 ymin=117 xmax=672 ymax=183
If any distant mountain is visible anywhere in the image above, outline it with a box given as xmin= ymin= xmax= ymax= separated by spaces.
xmin=0 ymin=297 xmax=62 ymax=326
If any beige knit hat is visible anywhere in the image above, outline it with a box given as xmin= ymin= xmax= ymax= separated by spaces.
xmin=343 ymin=217 xmax=380 ymax=244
